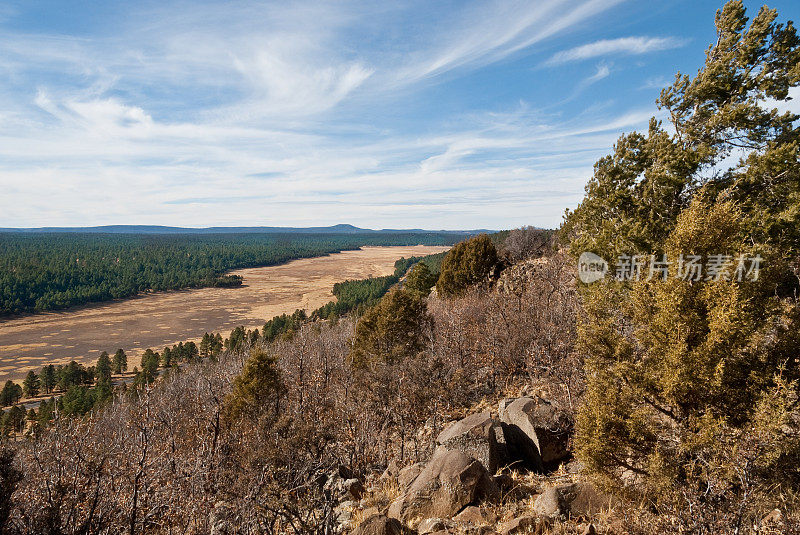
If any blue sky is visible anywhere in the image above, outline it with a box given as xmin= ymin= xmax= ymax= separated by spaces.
xmin=0 ymin=0 xmax=798 ymax=229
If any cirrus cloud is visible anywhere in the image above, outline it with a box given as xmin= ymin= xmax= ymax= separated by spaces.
xmin=545 ymin=36 xmax=687 ymax=66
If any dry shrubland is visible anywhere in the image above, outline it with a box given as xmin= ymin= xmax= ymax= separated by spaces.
xmin=1 ymin=247 xmax=583 ymax=534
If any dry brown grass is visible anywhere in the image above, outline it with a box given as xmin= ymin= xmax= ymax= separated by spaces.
xmin=0 ymin=245 xmax=449 ymax=382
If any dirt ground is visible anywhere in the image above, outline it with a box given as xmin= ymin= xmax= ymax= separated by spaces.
xmin=0 ymin=245 xmax=449 ymax=382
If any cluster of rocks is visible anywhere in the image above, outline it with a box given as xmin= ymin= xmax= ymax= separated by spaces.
xmin=350 ymin=396 xmax=609 ymax=534
xmin=430 ymin=396 xmax=572 ymax=476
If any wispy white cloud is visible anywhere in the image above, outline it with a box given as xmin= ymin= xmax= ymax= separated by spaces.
xmin=545 ymin=36 xmax=686 ymax=66
xmin=395 ymin=0 xmax=626 ymax=83
xmin=0 ymin=0 xmax=674 ymax=229
xmin=585 ymin=62 xmax=612 ymax=84
xmin=0 ymin=87 xmax=654 ymax=229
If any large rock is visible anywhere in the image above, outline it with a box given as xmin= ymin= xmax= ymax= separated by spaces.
xmin=533 ymin=482 xmax=613 ymax=519
xmin=398 ymin=462 xmax=425 ymax=488
xmin=532 ymin=487 xmax=565 ymax=518
xmin=351 ymin=514 xmax=405 ymax=535
xmin=567 ymin=481 xmax=614 ymax=517
xmin=388 ymin=449 xmax=498 ymax=524
xmin=436 ymin=411 xmax=508 ymax=473
xmin=454 ymin=505 xmax=485 ymax=525
xmin=499 ymin=397 xmax=571 ymax=470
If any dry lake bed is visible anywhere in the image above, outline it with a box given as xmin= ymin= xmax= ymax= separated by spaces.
xmin=0 ymin=245 xmax=449 ymax=382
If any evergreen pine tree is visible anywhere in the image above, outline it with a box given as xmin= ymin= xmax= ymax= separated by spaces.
xmin=22 ymin=371 xmax=40 ymax=398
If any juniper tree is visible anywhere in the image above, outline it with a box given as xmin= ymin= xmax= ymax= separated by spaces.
xmin=436 ymin=234 xmax=499 ymax=297
xmin=224 ymin=348 xmax=284 ymax=421
xmin=349 ymin=288 xmax=431 ymax=367
xmin=564 ymin=0 xmax=800 ymax=263
xmin=404 ymin=262 xmax=437 ymax=296
xmin=569 ymin=0 xmax=800 ymax=521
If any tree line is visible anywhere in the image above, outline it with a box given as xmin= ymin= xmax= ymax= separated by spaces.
xmin=0 ymin=231 xmax=464 ymax=315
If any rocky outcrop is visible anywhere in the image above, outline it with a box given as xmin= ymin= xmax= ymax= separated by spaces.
xmin=388 ymin=448 xmax=498 ymax=525
xmin=350 ymin=514 xmax=406 ymax=535
xmin=436 ymin=411 xmax=510 ymax=473
xmin=499 ymin=397 xmax=571 ymax=470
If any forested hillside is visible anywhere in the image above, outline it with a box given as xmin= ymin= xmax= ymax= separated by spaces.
xmin=0 ymin=232 xmax=465 ymax=315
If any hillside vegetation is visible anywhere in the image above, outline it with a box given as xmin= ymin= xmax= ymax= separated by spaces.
xmin=1 ymin=2 xmax=799 ymax=534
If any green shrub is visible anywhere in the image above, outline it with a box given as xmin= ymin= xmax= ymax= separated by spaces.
xmin=436 ymin=234 xmax=498 ymax=297
xmin=404 ymin=262 xmax=437 ymax=296
xmin=349 ymin=288 xmax=431 ymax=367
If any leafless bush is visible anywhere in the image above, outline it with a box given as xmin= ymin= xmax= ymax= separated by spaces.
xmin=499 ymin=226 xmax=554 ymax=263
xmin=429 ymin=252 xmax=581 ymax=412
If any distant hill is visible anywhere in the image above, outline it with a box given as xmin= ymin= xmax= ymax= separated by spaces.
xmin=0 ymin=224 xmax=496 ymax=235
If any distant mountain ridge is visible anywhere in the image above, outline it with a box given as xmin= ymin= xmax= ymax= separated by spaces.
xmin=0 ymin=224 xmax=495 ymax=235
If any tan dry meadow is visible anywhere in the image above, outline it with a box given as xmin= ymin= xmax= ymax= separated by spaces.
xmin=0 ymin=245 xmax=449 ymax=382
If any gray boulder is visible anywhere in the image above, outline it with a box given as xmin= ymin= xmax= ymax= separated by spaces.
xmin=437 ymin=411 xmax=509 ymax=473
xmin=532 ymin=486 xmax=565 ymax=518
xmin=499 ymin=397 xmax=571 ymax=470
xmin=351 ymin=514 xmax=405 ymax=535
xmin=388 ymin=448 xmax=498 ymax=524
